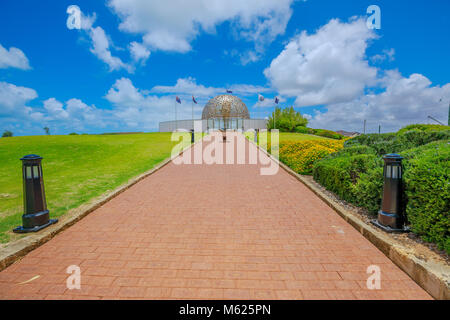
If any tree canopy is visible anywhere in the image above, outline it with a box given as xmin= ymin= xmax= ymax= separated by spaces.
xmin=267 ymin=106 xmax=308 ymax=132
xmin=2 ymin=130 xmax=13 ymax=138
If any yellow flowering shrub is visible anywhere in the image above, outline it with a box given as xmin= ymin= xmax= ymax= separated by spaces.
xmin=277 ymin=140 xmax=344 ymax=175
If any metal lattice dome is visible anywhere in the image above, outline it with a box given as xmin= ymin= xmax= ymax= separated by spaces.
xmin=202 ymin=95 xmax=250 ymax=120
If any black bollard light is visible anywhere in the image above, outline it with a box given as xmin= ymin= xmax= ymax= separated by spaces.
xmin=371 ymin=154 xmax=409 ymax=232
xmin=190 ymin=129 xmax=195 ymax=143
xmin=254 ymin=129 xmax=258 ymax=143
xmin=13 ymin=155 xmax=58 ymax=233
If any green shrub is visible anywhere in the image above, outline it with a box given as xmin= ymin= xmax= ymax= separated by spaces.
xmin=353 ymin=164 xmax=384 ymax=214
xmin=402 ymin=141 xmax=450 ymax=253
xmin=344 ymin=130 xmax=450 ymax=155
xmin=331 ymin=145 xmax=376 ymax=158
xmin=315 ymin=128 xmax=450 ymax=253
xmin=2 ymin=130 xmax=13 ymax=138
xmin=268 ymin=106 xmax=308 ymax=131
xmin=345 ymin=133 xmax=396 ymax=148
xmin=396 ymin=129 xmax=450 ymax=150
xmin=294 ymin=126 xmax=311 ymax=134
xmin=313 ymin=154 xmax=378 ymax=203
xmin=312 ymin=129 xmax=344 ymax=140
xmin=398 ymin=124 xmax=450 ymax=134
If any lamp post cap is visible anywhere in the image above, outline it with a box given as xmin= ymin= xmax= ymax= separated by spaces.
xmin=383 ymin=153 xmax=403 ymax=160
xmin=20 ymin=154 xmax=43 ymax=161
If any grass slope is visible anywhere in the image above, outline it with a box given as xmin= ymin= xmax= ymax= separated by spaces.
xmin=244 ymin=132 xmax=330 ymax=144
xmin=0 ymin=133 xmax=189 ymax=243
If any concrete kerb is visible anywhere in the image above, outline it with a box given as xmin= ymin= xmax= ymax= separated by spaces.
xmin=248 ymin=135 xmax=449 ymax=300
xmin=0 ymin=137 xmax=201 ymax=273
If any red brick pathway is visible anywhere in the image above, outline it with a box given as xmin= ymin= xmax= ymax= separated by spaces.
xmin=0 ymin=133 xmax=431 ymax=299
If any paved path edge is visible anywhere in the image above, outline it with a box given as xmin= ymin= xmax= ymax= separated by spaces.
xmin=0 ymin=140 xmax=197 ymax=274
xmin=249 ymin=138 xmax=449 ymax=300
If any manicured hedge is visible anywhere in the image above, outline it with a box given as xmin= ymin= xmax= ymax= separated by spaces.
xmin=345 ymin=129 xmax=450 ymax=155
xmin=313 ymin=154 xmax=379 ymax=204
xmin=397 ymin=124 xmax=450 ymax=134
xmin=401 ymin=141 xmax=450 ymax=253
xmin=313 ymin=125 xmax=450 ymax=253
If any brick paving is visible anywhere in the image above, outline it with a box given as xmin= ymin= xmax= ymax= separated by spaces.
xmin=0 ymin=132 xmax=432 ymax=300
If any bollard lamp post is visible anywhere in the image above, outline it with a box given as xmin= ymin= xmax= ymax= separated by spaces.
xmin=371 ymin=154 xmax=409 ymax=232
xmin=13 ymin=155 xmax=57 ymax=233
xmin=254 ymin=129 xmax=258 ymax=143
xmin=190 ymin=129 xmax=195 ymax=143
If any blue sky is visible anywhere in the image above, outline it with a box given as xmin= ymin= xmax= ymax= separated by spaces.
xmin=0 ymin=0 xmax=449 ymax=135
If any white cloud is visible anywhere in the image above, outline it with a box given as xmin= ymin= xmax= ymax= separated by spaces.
xmin=0 ymin=44 xmax=31 ymax=70
xmin=308 ymin=70 xmax=450 ymax=132
xmin=264 ymin=17 xmax=378 ymax=106
xmin=253 ymin=95 xmax=286 ymax=108
xmin=105 ymin=77 xmax=196 ymax=128
xmin=151 ymin=77 xmax=272 ymax=98
xmin=0 ymin=80 xmax=110 ymax=134
xmin=40 ymin=97 xmax=106 ymax=132
xmin=107 ymin=0 xmax=294 ymax=61
xmin=80 ymin=10 xmax=96 ymax=30
xmin=371 ymin=48 xmax=395 ymax=63
xmin=43 ymin=98 xmax=69 ymax=120
xmin=230 ymin=84 xmax=272 ymax=96
xmin=68 ymin=7 xmax=135 ymax=73
xmin=0 ymin=81 xmax=44 ymax=125
xmin=89 ymin=26 xmax=132 ymax=72
xmin=263 ymin=16 xmax=450 ymax=132
xmin=152 ymin=77 xmax=222 ymax=97
xmin=0 ymin=82 xmax=37 ymax=115
xmin=129 ymin=41 xmax=150 ymax=64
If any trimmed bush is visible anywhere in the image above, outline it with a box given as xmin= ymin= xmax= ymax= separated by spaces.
xmin=313 ymin=154 xmax=378 ymax=203
xmin=401 ymin=141 xmax=450 ymax=253
xmin=398 ymin=124 xmax=450 ymax=134
xmin=312 ymin=128 xmax=344 ymax=140
xmin=345 ymin=130 xmax=450 ymax=155
xmin=294 ymin=126 xmax=311 ymax=134
xmin=354 ymin=164 xmax=384 ymax=214
xmin=314 ymin=135 xmax=450 ymax=253
xmin=345 ymin=133 xmax=396 ymax=148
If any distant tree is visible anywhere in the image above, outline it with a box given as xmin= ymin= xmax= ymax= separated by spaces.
xmin=68 ymin=132 xmax=78 ymax=135
xmin=43 ymin=127 xmax=50 ymax=135
xmin=267 ymin=106 xmax=308 ymax=132
xmin=2 ymin=130 xmax=13 ymax=137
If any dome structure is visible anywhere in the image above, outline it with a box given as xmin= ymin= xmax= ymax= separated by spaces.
xmin=202 ymin=95 xmax=250 ymax=120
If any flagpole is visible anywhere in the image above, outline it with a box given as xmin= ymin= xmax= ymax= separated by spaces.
xmin=175 ymin=98 xmax=178 ymax=131
xmin=192 ymin=99 xmax=194 ymax=130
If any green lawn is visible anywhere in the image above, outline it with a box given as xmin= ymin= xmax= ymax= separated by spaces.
xmin=274 ymin=132 xmax=330 ymax=141
xmin=244 ymin=131 xmax=330 ymax=145
xmin=0 ymin=133 xmax=190 ymax=243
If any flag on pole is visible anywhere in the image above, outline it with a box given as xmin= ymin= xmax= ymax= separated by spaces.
xmin=275 ymin=97 xmax=279 ymax=104
xmin=192 ymin=96 xmax=197 ymax=104
xmin=176 ymin=96 xmax=181 ymax=104
xmin=258 ymin=94 xmax=265 ymax=102
xmin=226 ymin=89 xmax=233 ymax=94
